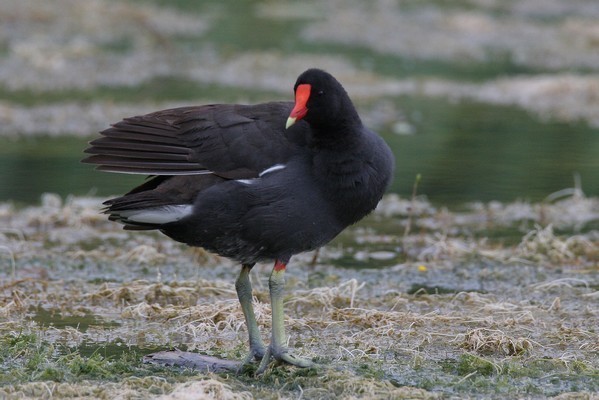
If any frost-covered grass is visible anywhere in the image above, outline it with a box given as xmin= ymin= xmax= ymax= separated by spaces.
xmin=0 ymin=193 xmax=597 ymax=399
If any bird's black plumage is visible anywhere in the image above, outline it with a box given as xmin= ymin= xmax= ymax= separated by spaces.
xmin=83 ymin=69 xmax=394 ymax=264
xmin=83 ymin=68 xmax=395 ymax=371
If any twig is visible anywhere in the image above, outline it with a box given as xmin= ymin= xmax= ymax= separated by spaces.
xmin=403 ymin=173 xmax=421 ymax=239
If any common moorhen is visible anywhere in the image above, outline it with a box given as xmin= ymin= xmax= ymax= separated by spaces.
xmin=83 ymin=68 xmax=395 ymax=373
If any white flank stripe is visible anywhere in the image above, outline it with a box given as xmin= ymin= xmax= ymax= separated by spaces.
xmin=236 ymin=164 xmax=286 ymax=185
xmin=121 ymin=205 xmax=193 ymax=224
xmin=259 ymin=164 xmax=286 ymax=177
xmin=236 ymin=179 xmax=256 ymax=185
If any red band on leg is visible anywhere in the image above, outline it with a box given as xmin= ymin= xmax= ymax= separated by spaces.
xmin=274 ymin=260 xmax=287 ymax=272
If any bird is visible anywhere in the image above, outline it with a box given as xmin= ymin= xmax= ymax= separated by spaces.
xmin=82 ymin=68 xmax=395 ymax=373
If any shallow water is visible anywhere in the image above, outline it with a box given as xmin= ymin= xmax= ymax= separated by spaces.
xmin=28 ymin=305 xmax=121 ymax=332
xmin=1 ymin=97 xmax=597 ymax=206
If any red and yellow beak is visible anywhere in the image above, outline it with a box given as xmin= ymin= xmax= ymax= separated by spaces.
xmin=286 ymin=84 xmax=310 ymax=129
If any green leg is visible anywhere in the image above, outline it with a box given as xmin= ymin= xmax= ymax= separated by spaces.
xmin=235 ymin=264 xmax=266 ymax=366
xmin=256 ymin=260 xmax=314 ymax=374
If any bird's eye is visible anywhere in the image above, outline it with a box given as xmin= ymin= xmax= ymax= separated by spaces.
xmin=317 ymin=90 xmax=325 ymax=96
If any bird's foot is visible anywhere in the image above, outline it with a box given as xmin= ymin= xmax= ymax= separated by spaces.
xmin=236 ymin=345 xmax=266 ymax=373
xmin=255 ymin=344 xmax=314 ymax=375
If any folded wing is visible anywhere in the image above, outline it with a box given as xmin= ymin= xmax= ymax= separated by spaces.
xmin=82 ymin=102 xmax=307 ymax=179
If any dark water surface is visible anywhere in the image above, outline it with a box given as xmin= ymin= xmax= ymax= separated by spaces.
xmin=1 ymin=97 xmax=597 ymax=206
xmin=1 ymin=0 xmax=598 ymax=207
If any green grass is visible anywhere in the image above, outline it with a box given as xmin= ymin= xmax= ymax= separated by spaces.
xmin=0 ymin=332 xmax=198 ymax=385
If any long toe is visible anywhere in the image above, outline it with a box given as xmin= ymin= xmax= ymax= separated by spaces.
xmin=276 ymin=350 xmax=314 ymax=368
xmin=256 ymin=345 xmax=314 ymax=374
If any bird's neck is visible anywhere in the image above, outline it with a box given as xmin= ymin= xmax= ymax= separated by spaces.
xmin=309 ymin=115 xmax=363 ymax=149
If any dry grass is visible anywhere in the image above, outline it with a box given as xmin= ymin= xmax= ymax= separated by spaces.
xmin=0 ymin=193 xmax=597 ymax=398
xmin=459 ymin=328 xmax=533 ymax=356
xmin=156 ymin=379 xmax=253 ymax=400
xmin=0 ymin=377 xmax=251 ymax=400
xmin=516 ymin=224 xmax=595 ymax=264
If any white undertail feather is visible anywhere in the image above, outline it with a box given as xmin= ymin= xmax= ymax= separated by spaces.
xmin=119 ymin=205 xmax=193 ymax=224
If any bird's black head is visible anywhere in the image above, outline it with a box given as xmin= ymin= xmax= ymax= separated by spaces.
xmin=286 ymin=68 xmax=361 ymax=131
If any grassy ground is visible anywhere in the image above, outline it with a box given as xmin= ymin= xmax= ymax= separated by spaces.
xmin=0 ymin=193 xmax=597 ymax=399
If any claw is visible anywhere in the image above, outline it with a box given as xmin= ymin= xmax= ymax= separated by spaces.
xmin=236 ymin=345 xmax=266 ymax=373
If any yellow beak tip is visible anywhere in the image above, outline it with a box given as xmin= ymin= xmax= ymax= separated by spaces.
xmin=285 ymin=117 xmax=296 ymax=129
